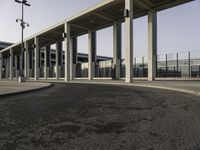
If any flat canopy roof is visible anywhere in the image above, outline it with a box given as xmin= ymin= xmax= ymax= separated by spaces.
xmin=1 ymin=0 xmax=194 ymax=53
xmin=0 ymin=41 xmax=13 ymax=50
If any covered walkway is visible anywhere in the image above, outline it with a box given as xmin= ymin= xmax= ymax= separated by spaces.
xmin=0 ymin=0 xmax=194 ymax=83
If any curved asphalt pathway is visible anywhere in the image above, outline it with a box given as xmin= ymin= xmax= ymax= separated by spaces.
xmin=0 ymin=83 xmax=200 ymax=150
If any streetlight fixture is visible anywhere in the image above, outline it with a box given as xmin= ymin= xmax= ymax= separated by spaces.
xmin=15 ymin=0 xmax=31 ymax=83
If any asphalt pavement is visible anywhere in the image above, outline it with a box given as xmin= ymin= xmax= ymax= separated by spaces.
xmin=0 ymin=83 xmax=200 ymax=150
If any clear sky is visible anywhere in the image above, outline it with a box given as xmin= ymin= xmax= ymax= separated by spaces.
xmin=0 ymin=0 xmax=200 ymax=59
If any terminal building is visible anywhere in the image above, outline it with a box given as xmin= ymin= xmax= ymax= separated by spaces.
xmin=0 ymin=0 xmax=198 ymax=83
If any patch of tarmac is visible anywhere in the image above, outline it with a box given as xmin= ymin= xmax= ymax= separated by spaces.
xmin=0 ymin=83 xmax=200 ymax=150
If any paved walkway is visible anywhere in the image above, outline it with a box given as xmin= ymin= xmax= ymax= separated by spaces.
xmin=3 ymin=79 xmax=200 ymax=97
xmin=133 ymin=80 xmax=200 ymax=96
xmin=69 ymin=79 xmax=200 ymax=96
xmin=0 ymin=81 xmax=51 ymax=96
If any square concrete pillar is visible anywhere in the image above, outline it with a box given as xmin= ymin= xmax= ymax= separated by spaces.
xmin=113 ymin=22 xmax=122 ymax=80
xmin=44 ymin=45 xmax=51 ymax=79
xmin=88 ymin=30 xmax=96 ymax=80
xmin=34 ymin=37 xmax=39 ymax=80
xmin=6 ymin=57 xmax=10 ymax=79
xmin=148 ymin=10 xmax=157 ymax=81
xmin=0 ymin=52 xmax=2 ymax=80
xmin=56 ymin=41 xmax=63 ymax=80
xmin=38 ymin=48 xmax=42 ymax=78
xmin=9 ymin=49 xmax=13 ymax=80
xmin=29 ymin=50 xmax=33 ymax=78
xmin=64 ymin=22 xmax=70 ymax=82
xmin=125 ymin=0 xmax=133 ymax=83
xmin=24 ymin=48 xmax=27 ymax=78
xmin=24 ymin=42 xmax=30 ymax=79
xmin=26 ymin=43 xmax=30 ymax=79
xmin=70 ymin=37 xmax=77 ymax=80
xmin=24 ymin=49 xmax=26 ymax=76
xmin=14 ymin=55 xmax=18 ymax=78
xmin=17 ymin=55 xmax=20 ymax=78
xmin=44 ymin=48 xmax=47 ymax=79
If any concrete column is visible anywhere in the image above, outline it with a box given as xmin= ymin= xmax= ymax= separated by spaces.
xmin=34 ymin=37 xmax=39 ymax=80
xmin=113 ymin=22 xmax=122 ymax=80
xmin=24 ymin=42 xmax=29 ymax=79
xmin=38 ymin=48 xmax=41 ymax=75
xmin=26 ymin=43 xmax=30 ymax=79
xmin=29 ymin=50 xmax=33 ymax=78
xmin=24 ymin=48 xmax=27 ymax=78
xmin=60 ymin=44 xmax=63 ymax=74
xmin=125 ymin=0 xmax=133 ymax=83
xmin=9 ymin=49 xmax=13 ymax=80
xmin=56 ymin=41 xmax=62 ymax=79
xmin=0 ymin=52 xmax=2 ymax=80
xmin=148 ymin=10 xmax=157 ymax=81
xmin=14 ymin=55 xmax=18 ymax=78
xmin=6 ymin=57 xmax=9 ymax=79
xmin=70 ymin=37 xmax=77 ymax=80
xmin=44 ymin=47 xmax=47 ymax=79
xmin=44 ymin=45 xmax=50 ymax=79
xmin=23 ymin=49 xmax=27 ymax=78
xmin=38 ymin=48 xmax=42 ymax=78
xmin=88 ymin=30 xmax=96 ymax=80
xmin=17 ymin=55 xmax=20 ymax=77
xmin=64 ymin=22 xmax=70 ymax=82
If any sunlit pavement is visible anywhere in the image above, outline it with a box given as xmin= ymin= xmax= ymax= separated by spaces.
xmin=0 ymin=80 xmax=51 ymax=96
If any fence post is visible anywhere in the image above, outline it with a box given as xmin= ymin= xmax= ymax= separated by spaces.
xmin=176 ymin=53 xmax=179 ymax=77
xmin=166 ymin=54 xmax=168 ymax=77
xmin=142 ymin=56 xmax=144 ymax=77
xmin=134 ymin=57 xmax=136 ymax=77
xmin=188 ymin=51 xmax=191 ymax=78
xmin=156 ymin=55 xmax=157 ymax=77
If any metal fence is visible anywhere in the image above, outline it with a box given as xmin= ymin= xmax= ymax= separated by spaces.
xmin=2 ymin=51 xmax=200 ymax=79
xmin=157 ymin=51 xmax=200 ymax=78
xmin=96 ymin=60 xmax=112 ymax=78
xmin=120 ymin=57 xmax=148 ymax=78
xmin=76 ymin=61 xmax=112 ymax=78
xmin=76 ymin=63 xmax=88 ymax=78
xmin=76 ymin=51 xmax=200 ymax=78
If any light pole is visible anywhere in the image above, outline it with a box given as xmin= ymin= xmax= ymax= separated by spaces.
xmin=15 ymin=0 xmax=30 ymax=83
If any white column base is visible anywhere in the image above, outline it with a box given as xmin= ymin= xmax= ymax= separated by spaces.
xmin=56 ymin=66 xmax=61 ymax=80
xmin=18 ymin=76 xmax=25 ymax=83
xmin=89 ymin=62 xmax=95 ymax=80
xmin=115 ymin=60 xmax=121 ymax=80
xmin=45 ymin=67 xmax=50 ymax=79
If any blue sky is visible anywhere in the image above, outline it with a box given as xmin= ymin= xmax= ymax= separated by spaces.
xmin=0 ymin=0 xmax=200 ymax=58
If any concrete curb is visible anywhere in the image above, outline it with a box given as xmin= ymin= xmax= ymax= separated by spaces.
xmin=70 ymin=81 xmax=200 ymax=97
xmin=0 ymin=82 xmax=52 ymax=98
xmin=129 ymin=84 xmax=200 ymax=97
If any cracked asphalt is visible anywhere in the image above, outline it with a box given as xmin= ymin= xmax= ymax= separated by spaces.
xmin=0 ymin=83 xmax=200 ymax=150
